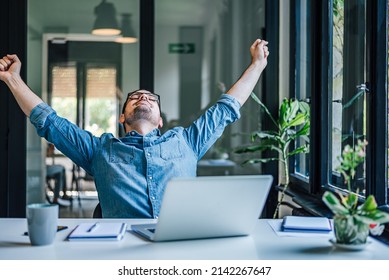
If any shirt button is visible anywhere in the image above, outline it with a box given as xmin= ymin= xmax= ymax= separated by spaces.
xmin=151 ymin=196 xmax=155 ymax=200
xmin=149 ymin=176 xmax=152 ymax=180
xmin=130 ymin=131 xmax=135 ymax=135
xmin=147 ymin=153 xmax=151 ymax=156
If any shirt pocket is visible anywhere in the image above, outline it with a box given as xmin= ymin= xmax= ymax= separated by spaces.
xmin=159 ymin=136 xmax=183 ymax=160
xmin=109 ymin=140 xmax=134 ymax=163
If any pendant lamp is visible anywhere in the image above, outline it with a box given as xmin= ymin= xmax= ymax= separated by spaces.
xmin=115 ymin=13 xmax=138 ymax=43
xmin=92 ymin=0 xmax=121 ymax=36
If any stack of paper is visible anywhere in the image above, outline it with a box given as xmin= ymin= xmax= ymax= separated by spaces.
xmin=282 ymin=216 xmax=332 ymax=233
xmin=68 ymin=222 xmax=127 ymax=241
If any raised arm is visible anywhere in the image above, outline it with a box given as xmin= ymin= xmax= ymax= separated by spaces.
xmin=0 ymin=54 xmax=43 ymax=117
xmin=226 ymin=39 xmax=269 ymax=106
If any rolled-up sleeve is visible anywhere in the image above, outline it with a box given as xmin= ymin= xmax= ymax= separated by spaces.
xmin=217 ymin=94 xmax=242 ymax=120
xmin=29 ymin=102 xmax=97 ymax=174
xmin=29 ymin=103 xmax=55 ymax=130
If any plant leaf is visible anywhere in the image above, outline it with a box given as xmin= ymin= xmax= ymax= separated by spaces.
xmin=358 ymin=195 xmax=377 ymax=212
xmin=354 ymin=210 xmax=389 ymax=224
xmin=234 ymin=145 xmax=266 ymax=154
xmin=250 ymin=92 xmax=278 ymax=127
xmin=294 ymin=121 xmax=310 ymax=138
xmin=345 ymin=193 xmax=358 ymax=209
xmin=322 ymin=191 xmax=349 ymax=215
xmin=287 ymin=145 xmax=309 ymax=157
xmin=299 ymin=101 xmax=310 ymax=114
xmin=286 ymin=113 xmax=308 ymax=128
xmin=252 ymin=131 xmax=280 ymax=141
xmin=242 ymin=158 xmax=280 ymax=165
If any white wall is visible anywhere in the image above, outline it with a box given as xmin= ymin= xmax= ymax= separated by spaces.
xmin=155 ymin=26 xmax=180 ymax=121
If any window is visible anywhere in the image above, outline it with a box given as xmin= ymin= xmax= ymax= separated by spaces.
xmin=329 ymin=0 xmax=368 ymax=196
xmin=48 ymin=40 xmax=123 ymax=137
xmin=85 ymin=66 xmax=118 ymax=136
xmin=293 ymin=0 xmax=311 ymax=181
xmin=51 ymin=65 xmax=77 ymax=124
xmin=291 ymin=0 xmax=389 ymax=220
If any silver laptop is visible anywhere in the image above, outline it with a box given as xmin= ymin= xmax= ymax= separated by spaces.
xmin=131 ymin=175 xmax=273 ymax=242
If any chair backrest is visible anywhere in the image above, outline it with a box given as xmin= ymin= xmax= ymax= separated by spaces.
xmin=93 ymin=202 xmax=102 ymax=218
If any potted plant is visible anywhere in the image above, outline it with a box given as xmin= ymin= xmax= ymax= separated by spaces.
xmin=235 ymin=93 xmax=310 ymax=218
xmin=322 ymin=140 xmax=389 ymax=246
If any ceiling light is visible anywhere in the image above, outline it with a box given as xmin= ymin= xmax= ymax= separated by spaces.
xmin=115 ymin=13 xmax=138 ymax=43
xmin=92 ymin=0 xmax=121 ymax=36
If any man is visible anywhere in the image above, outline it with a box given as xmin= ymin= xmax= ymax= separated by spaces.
xmin=0 ymin=39 xmax=269 ymax=218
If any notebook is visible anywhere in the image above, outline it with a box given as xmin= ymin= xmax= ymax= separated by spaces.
xmin=68 ymin=222 xmax=127 ymax=241
xmin=131 ymin=175 xmax=273 ymax=242
xmin=281 ymin=216 xmax=332 ymax=232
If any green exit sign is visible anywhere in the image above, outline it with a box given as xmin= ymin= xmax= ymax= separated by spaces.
xmin=169 ymin=43 xmax=195 ymax=54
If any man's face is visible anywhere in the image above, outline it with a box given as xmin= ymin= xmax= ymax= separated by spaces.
xmin=120 ymin=89 xmax=163 ymax=130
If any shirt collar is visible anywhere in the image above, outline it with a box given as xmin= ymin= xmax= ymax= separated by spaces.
xmin=126 ymin=128 xmax=161 ymax=137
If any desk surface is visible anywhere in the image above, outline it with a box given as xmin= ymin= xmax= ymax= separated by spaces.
xmin=0 ymin=218 xmax=388 ymax=260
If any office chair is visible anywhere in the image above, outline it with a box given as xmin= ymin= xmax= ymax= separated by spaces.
xmin=71 ymin=164 xmax=95 ymax=207
xmin=93 ymin=202 xmax=102 ymax=218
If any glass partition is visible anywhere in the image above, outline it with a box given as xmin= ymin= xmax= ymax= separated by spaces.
xmin=27 ymin=0 xmax=139 ymax=216
xmin=155 ymin=0 xmax=266 ymax=175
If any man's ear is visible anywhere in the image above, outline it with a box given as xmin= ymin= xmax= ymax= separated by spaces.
xmin=119 ymin=114 xmax=125 ymax=124
xmin=158 ymin=116 xmax=163 ymax=129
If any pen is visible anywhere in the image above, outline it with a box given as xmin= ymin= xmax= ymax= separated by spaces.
xmin=87 ymin=222 xmax=99 ymax=232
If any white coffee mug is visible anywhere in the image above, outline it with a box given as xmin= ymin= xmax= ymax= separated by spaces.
xmin=26 ymin=203 xmax=58 ymax=246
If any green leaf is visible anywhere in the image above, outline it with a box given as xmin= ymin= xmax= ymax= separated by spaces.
xmin=234 ymin=145 xmax=265 ymax=154
xmin=250 ymin=92 xmax=278 ymax=127
xmin=293 ymin=121 xmax=310 ymax=138
xmin=287 ymin=145 xmax=309 ymax=157
xmin=355 ymin=210 xmax=389 ymax=224
xmin=286 ymin=100 xmax=299 ymax=123
xmin=300 ymin=135 xmax=310 ymax=143
xmin=359 ymin=195 xmax=377 ymax=212
xmin=286 ymin=113 xmax=307 ymax=127
xmin=252 ymin=131 xmax=279 ymax=141
xmin=322 ymin=191 xmax=349 ymax=215
xmin=243 ymin=158 xmax=279 ymax=165
xmin=345 ymin=193 xmax=358 ymax=209
xmin=299 ymin=101 xmax=310 ymax=114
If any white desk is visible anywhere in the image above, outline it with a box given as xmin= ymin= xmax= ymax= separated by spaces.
xmin=0 ymin=218 xmax=388 ymax=260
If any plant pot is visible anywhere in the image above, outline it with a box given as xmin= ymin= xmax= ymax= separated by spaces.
xmin=333 ymin=215 xmax=369 ymax=245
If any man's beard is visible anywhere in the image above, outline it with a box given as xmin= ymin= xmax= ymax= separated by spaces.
xmin=124 ymin=105 xmax=159 ymax=126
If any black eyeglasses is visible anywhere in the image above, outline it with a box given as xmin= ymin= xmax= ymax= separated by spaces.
xmin=127 ymin=92 xmax=160 ymax=104
xmin=122 ymin=90 xmax=161 ymax=114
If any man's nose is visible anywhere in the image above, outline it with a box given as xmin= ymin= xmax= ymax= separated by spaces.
xmin=139 ymin=94 xmax=149 ymax=100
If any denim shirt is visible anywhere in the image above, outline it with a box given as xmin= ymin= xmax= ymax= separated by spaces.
xmin=30 ymin=94 xmax=241 ymax=218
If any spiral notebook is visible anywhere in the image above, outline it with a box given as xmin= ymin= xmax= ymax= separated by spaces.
xmin=67 ymin=222 xmax=127 ymax=241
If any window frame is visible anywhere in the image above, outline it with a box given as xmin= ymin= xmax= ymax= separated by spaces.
xmin=290 ymin=0 xmax=389 ymax=223
xmin=289 ymin=0 xmax=323 ymax=195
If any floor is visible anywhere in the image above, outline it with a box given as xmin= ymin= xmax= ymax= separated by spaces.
xmin=58 ymin=192 xmax=99 ymax=218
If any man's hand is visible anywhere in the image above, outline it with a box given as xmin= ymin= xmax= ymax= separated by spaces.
xmin=250 ymin=39 xmax=269 ymax=70
xmin=0 ymin=54 xmax=21 ymax=82
xmin=0 ymin=54 xmax=43 ymax=116
xmin=226 ymin=38 xmax=269 ymax=106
